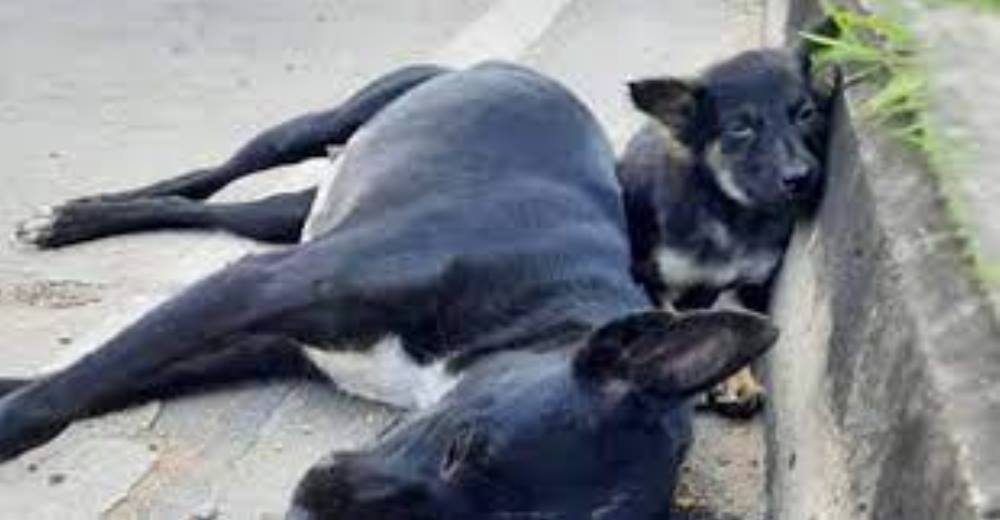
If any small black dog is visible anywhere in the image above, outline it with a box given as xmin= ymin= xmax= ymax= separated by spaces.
xmin=618 ymin=48 xmax=835 ymax=417
xmin=2 ymin=62 xmax=776 ymax=519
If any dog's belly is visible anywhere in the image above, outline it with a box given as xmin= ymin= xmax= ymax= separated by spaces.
xmin=303 ymin=336 xmax=458 ymax=410
xmin=654 ymin=245 xmax=779 ymax=290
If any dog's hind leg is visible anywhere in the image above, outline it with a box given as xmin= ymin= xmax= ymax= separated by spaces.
xmin=15 ymin=66 xmax=448 ymax=249
xmin=50 ymin=65 xmax=448 ymax=204
xmin=17 ymin=187 xmax=317 ymax=248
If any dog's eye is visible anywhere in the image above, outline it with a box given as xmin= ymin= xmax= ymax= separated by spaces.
xmin=795 ymin=103 xmax=817 ymax=124
xmin=724 ymin=121 xmax=754 ymax=140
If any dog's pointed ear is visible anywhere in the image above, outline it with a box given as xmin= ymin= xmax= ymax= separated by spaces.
xmin=574 ymin=310 xmax=778 ymax=398
xmin=795 ymin=16 xmax=838 ymax=73
xmin=627 ymin=77 xmax=704 ymax=139
xmin=795 ymin=16 xmax=844 ymax=103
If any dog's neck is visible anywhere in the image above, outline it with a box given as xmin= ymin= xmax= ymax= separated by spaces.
xmin=444 ymin=282 xmax=648 ymax=371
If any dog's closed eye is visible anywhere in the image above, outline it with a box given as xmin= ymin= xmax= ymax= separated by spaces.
xmin=793 ymin=101 xmax=818 ymax=125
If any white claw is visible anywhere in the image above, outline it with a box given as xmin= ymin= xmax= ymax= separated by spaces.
xmin=13 ymin=206 xmax=58 ymax=246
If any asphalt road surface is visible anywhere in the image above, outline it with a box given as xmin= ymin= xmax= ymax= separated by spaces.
xmin=0 ymin=1 xmax=766 ymax=518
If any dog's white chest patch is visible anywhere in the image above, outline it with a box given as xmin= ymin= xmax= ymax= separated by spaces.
xmin=654 ymin=246 xmax=779 ymax=289
xmin=303 ymin=336 xmax=458 ymax=410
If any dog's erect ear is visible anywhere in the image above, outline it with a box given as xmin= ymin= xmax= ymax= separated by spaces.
xmin=794 ymin=16 xmax=839 ymax=74
xmin=627 ymin=78 xmax=703 ymax=139
xmin=574 ymin=310 xmax=778 ymax=398
xmin=795 ymin=16 xmax=844 ymax=102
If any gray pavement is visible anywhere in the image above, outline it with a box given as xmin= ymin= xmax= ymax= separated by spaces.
xmin=0 ymin=1 xmax=767 ymax=518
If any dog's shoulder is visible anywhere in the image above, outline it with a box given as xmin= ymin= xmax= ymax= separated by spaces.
xmin=618 ymin=123 xmax=689 ymax=191
xmin=617 ymin=121 xmax=726 ymax=252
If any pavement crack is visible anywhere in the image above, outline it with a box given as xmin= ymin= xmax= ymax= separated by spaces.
xmin=227 ymin=385 xmax=298 ymax=465
xmin=100 ymin=449 xmax=163 ymax=518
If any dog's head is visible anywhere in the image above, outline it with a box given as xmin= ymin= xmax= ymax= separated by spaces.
xmin=628 ymin=48 xmax=836 ymax=211
xmin=287 ymin=310 xmax=777 ymax=519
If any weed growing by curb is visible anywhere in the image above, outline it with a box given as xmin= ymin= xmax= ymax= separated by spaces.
xmin=931 ymin=0 xmax=1000 ymax=12
xmin=803 ymin=1 xmax=1000 ymax=285
xmin=802 ymin=3 xmax=939 ymax=158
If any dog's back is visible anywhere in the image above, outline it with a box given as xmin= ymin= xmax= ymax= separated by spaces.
xmin=302 ymin=62 xmax=646 ymax=363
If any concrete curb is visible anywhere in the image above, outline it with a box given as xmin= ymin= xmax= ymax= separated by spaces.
xmin=763 ymin=1 xmax=1000 ymax=518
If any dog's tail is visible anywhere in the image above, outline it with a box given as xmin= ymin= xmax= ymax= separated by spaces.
xmin=0 ymin=378 xmax=30 ymax=398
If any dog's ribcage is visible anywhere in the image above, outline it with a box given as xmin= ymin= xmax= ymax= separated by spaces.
xmin=289 ymin=149 xmax=458 ymax=411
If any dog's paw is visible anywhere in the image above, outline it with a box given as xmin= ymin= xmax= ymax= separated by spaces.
xmin=700 ymin=367 xmax=765 ymax=420
xmin=13 ymin=201 xmax=104 ymax=249
xmin=14 ymin=206 xmax=59 ymax=248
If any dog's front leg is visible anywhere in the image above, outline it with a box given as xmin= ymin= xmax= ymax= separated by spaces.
xmin=702 ymin=277 xmax=779 ymax=418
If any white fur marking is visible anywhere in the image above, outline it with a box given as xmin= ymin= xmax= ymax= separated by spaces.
xmin=303 ymin=336 xmax=458 ymax=410
xmin=655 ymin=246 xmax=778 ymax=289
xmin=14 ymin=205 xmax=56 ymax=246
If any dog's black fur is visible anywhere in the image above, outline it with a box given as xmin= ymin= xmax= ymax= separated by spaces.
xmin=2 ymin=62 xmax=777 ymax=519
xmin=620 ymin=48 xmax=833 ymax=311
xmin=616 ymin=48 xmax=837 ymax=417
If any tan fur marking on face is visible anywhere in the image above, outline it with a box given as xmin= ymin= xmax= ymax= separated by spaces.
xmin=705 ymin=140 xmax=752 ymax=207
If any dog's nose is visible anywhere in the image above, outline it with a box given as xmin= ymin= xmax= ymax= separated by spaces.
xmin=780 ymin=164 xmax=811 ymax=194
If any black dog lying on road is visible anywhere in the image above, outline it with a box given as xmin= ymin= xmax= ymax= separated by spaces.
xmin=2 ymin=62 xmax=777 ymax=519
xmin=619 ymin=48 xmax=835 ymax=417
